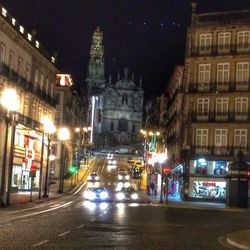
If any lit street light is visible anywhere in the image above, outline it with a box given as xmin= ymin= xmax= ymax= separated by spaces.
xmin=58 ymin=127 xmax=70 ymax=193
xmin=41 ymin=117 xmax=56 ymax=198
xmin=0 ymin=88 xmax=19 ymax=206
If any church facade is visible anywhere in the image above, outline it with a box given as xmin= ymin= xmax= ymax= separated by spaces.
xmin=85 ymin=27 xmax=144 ymax=148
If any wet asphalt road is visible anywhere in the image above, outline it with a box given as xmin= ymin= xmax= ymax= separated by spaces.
xmin=0 ymin=158 xmax=249 ymax=249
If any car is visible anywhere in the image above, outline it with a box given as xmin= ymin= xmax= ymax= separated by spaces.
xmin=127 ymin=158 xmax=135 ymax=164
xmin=87 ymin=172 xmax=100 ymax=181
xmin=117 ymin=170 xmax=130 ymax=181
xmin=116 ymin=187 xmax=139 ymax=201
xmin=131 ymin=167 xmax=141 ymax=179
xmin=83 ymin=186 xmax=109 ymax=201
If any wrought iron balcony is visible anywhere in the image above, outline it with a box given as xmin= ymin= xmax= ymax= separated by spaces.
xmin=191 ymin=112 xmax=250 ymax=123
xmin=188 ymin=81 xmax=250 ymax=93
xmin=189 ymin=145 xmax=249 ymax=157
xmin=0 ymin=63 xmax=57 ymax=106
xmin=189 ymin=45 xmax=250 ymax=57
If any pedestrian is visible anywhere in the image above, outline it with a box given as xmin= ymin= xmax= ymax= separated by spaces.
xmin=146 ymin=183 xmax=150 ymax=195
xmin=150 ymin=182 xmax=155 ymax=195
xmin=163 ymin=184 xmax=167 ymax=198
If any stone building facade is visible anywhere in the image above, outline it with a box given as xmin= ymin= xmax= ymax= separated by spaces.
xmin=163 ymin=5 xmax=250 ymax=202
xmin=0 ymin=4 xmax=58 ymax=201
xmin=86 ymin=27 xmax=144 ymax=148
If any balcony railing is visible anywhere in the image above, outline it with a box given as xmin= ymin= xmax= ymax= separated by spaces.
xmin=16 ymin=112 xmax=43 ymax=130
xmin=0 ymin=63 xmax=57 ymax=106
xmin=191 ymin=112 xmax=250 ymax=123
xmin=188 ymin=81 xmax=250 ymax=93
xmin=189 ymin=45 xmax=250 ymax=57
xmin=189 ymin=145 xmax=249 ymax=157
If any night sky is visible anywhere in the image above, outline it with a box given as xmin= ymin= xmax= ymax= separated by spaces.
xmin=1 ymin=0 xmax=249 ymax=98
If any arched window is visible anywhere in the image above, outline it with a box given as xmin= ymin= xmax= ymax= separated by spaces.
xmin=118 ymin=118 xmax=128 ymax=132
xmin=132 ymin=124 xmax=136 ymax=133
xmin=0 ymin=43 xmax=6 ymax=62
xmin=110 ymin=122 xmax=114 ymax=131
xmin=122 ymin=93 xmax=128 ymax=105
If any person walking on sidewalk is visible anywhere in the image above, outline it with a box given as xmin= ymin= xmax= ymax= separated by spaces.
xmin=146 ymin=183 xmax=150 ymax=195
xmin=150 ymin=182 xmax=155 ymax=196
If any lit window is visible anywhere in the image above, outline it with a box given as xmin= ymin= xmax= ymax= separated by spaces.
xmin=199 ymin=33 xmax=212 ymax=53
xmin=36 ymin=41 xmax=40 ymax=48
xmin=19 ymin=26 xmax=24 ymax=34
xmin=27 ymin=33 xmax=32 ymax=41
xmin=51 ymin=56 xmax=55 ymax=63
xmin=2 ymin=8 xmax=7 ymax=17
xmin=237 ymin=31 xmax=250 ymax=51
xmin=12 ymin=18 xmax=16 ymax=26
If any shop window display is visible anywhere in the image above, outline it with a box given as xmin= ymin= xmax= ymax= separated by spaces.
xmin=192 ymin=159 xmax=228 ymax=176
xmin=191 ymin=180 xmax=226 ymax=199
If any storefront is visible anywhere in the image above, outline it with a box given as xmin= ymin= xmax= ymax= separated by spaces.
xmin=188 ymin=158 xmax=228 ymax=201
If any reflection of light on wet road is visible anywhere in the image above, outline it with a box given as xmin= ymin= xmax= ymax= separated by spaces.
xmin=116 ymin=203 xmax=125 ymax=219
xmin=99 ymin=202 xmax=109 ymax=210
xmin=129 ymin=203 xmax=139 ymax=207
xmin=116 ymin=203 xmax=125 ymax=209
xmin=83 ymin=201 xmax=96 ymax=210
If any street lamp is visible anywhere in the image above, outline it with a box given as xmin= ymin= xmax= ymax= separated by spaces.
xmin=140 ymin=129 xmax=161 ymax=195
xmin=58 ymin=127 xmax=70 ymax=193
xmin=41 ymin=117 xmax=56 ymax=198
xmin=0 ymin=88 xmax=19 ymax=206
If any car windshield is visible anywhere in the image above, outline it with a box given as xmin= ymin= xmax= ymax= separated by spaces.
xmin=90 ymin=187 xmax=105 ymax=193
xmin=121 ymin=187 xmax=135 ymax=193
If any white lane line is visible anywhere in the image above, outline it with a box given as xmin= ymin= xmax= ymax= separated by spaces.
xmin=15 ymin=201 xmax=73 ymax=219
xmin=90 ymin=218 xmax=95 ymax=222
xmin=77 ymin=224 xmax=84 ymax=229
xmin=58 ymin=231 xmax=71 ymax=237
xmin=32 ymin=240 xmax=49 ymax=247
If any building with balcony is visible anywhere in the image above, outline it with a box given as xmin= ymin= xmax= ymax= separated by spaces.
xmin=181 ymin=4 xmax=250 ymax=202
xmin=0 ymin=4 xmax=58 ymax=198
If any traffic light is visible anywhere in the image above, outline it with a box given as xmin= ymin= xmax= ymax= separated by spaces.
xmin=69 ymin=165 xmax=78 ymax=174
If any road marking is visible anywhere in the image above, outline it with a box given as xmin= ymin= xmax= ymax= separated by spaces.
xmin=32 ymin=240 xmax=49 ymax=247
xmin=218 ymin=236 xmax=234 ymax=249
xmin=58 ymin=231 xmax=71 ymax=237
xmin=15 ymin=201 xmax=74 ymax=219
xmin=90 ymin=218 xmax=95 ymax=222
xmin=77 ymin=224 xmax=84 ymax=229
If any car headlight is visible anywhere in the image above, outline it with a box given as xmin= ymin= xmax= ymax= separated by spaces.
xmin=87 ymin=176 xmax=92 ymax=180
xmin=87 ymin=182 xmax=93 ymax=187
xmin=94 ymin=182 xmax=100 ymax=187
xmin=84 ymin=191 xmax=96 ymax=200
xmin=112 ymin=160 xmax=117 ymax=164
xmin=131 ymin=193 xmax=138 ymax=200
xmin=124 ymin=182 xmax=130 ymax=188
xmin=118 ymin=175 xmax=122 ymax=180
xmin=95 ymin=176 xmax=100 ymax=180
xmin=116 ymin=192 xmax=125 ymax=200
xmin=125 ymin=175 xmax=129 ymax=180
xmin=100 ymin=191 xmax=108 ymax=199
xmin=108 ymin=160 xmax=112 ymax=164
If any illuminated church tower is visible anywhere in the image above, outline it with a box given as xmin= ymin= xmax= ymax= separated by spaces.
xmin=85 ymin=27 xmax=144 ymax=148
xmin=86 ymin=27 xmax=105 ymax=95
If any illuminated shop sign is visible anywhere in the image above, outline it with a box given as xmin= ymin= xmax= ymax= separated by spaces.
xmin=56 ymin=74 xmax=73 ymax=87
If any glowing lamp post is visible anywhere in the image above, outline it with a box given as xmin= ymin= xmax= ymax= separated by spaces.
xmin=41 ymin=117 xmax=56 ymax=198
xmin=0 ymin=88 xmax=19 ymax=206
xmin=58 ymin=127 xmax=70 ymax=193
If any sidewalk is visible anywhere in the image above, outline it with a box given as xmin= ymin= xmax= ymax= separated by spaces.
xmin=139 ymin=189 xmax=250 ymax=249
xmin=3 ymin=157 xmax=95 ymax=209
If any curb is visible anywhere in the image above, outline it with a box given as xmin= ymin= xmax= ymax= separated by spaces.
xmin=227 ymin=231 xmax=250 ymax=250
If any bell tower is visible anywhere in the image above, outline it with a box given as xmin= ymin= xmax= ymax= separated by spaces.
xmin=86 ymin=27 xmax=105 ymax=95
